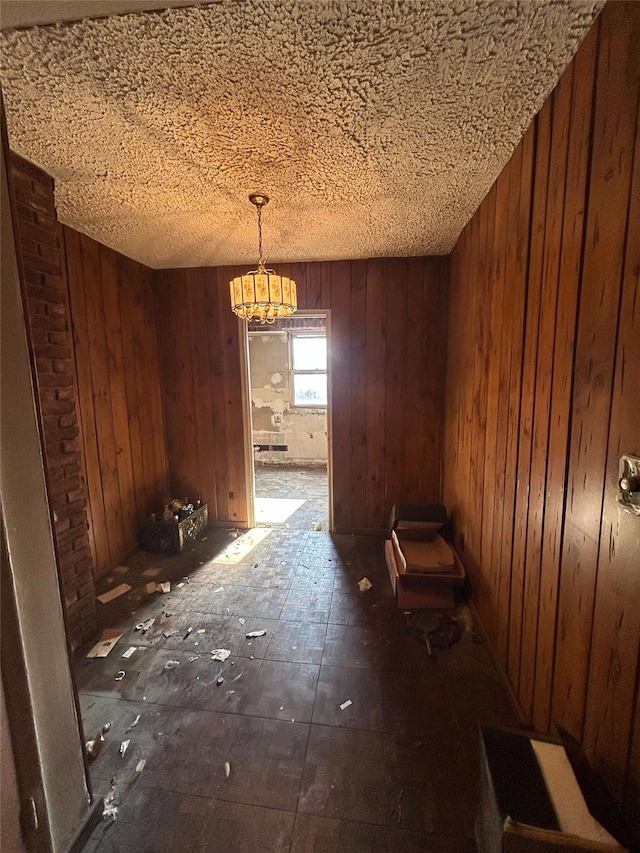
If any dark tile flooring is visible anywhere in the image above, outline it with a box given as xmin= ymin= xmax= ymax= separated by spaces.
xmin=77 ymin=511 xmax=517 ymax=851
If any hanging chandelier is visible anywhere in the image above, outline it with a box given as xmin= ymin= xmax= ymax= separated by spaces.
xmin=229 ymin=193 xmax=297 ymax=324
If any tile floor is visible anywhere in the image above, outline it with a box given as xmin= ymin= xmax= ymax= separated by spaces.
xmin=254 ymin=465 xmax=328 ymax=531
xmin=77 ymin=472 xmax=517 ymax=852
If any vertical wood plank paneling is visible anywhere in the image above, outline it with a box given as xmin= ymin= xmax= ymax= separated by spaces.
xmin=205 ymin=268 xmax=231 ymax=520
xmin=516 ymin=94 xmax=553 ymax=717
xmin=80 ymin=234 xmax=127 ymax=562
xmin=349 ymin=259 xmax=368 ymax=530
xmin=444 ymin=2 xmax=640 ymax=830
xmin=329 ymin=260 xmax=352 ymax=530
xmin=468 ymin=185 xmax=495 ymax=619
xmin=384 ymin=258 xmax=408 ymax=515
xmin=221 ymin=267 xmax=248 ymax=524
xmin=521 ymin=65 xmax=573 ymax=721
xmin=101 ymin=243 xmax=137 ymax=548
xmin=142 ymin=263 xmax=168 ymax=511
xmin=306 ymin=262 xmax=322 ymax=310
xmin=65 ymin=228 xmax=167 ymax=576
xmin=65 ymin=227 xmax=108 ymax=573
xmin=419 ymin=258 xmax=445 ymax=504
xmin=482 ymin=172 xmax=508 ymax=641
xmin=293 ymin=259 xmax=308 ymax=309
xmin=533 ymin=26 xmax=598 ymax=732
xmin=117 ymin=254 xmax=147 ymax=527
xmin=156 ymin=255 xmax=446 ymax=533
xmin=582 ymin=101 xmax=640 ymax=802
xmin=364 ymin=259 xmax=387 ymax=529
xmin=403 ymin=257 xmax=425 ymax=504
xmin=187 ymin=267 xmax=218 ymax=512
xmin=507 ymin=119 xmax=538 ymax=694
xmin=495 ymin=138 xmax=525 ymax=668
xmin=552 ymin=1 xmax=640 ymax=738
xmin=626 ymin=692 xmax=640 ymax=835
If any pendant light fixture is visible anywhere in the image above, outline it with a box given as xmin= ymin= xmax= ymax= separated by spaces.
xmin=229 ymin=193 xmax=297 ymax=324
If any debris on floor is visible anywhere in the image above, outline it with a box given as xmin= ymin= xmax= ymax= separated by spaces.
xmin=339 ymin=699 xmax=353 ymax=710
xmin=164 ymin=660 xmax=180 ymax=670
xmin=390 ymin=786 xmax=404 ymax=825
xmin=313 ymin=521 xmax=323 ymax=530
xmin=183 ymin=627 xmax=193 ymax=638
xmin=119 ymin=739 xmax=130 ymax=757
xmin=357 ymin=577 xmax=373 ymax=592
xmin=135 ymin=759 xmax=146 ymax=773
xmin=135 ymin=618 xmax=155 ymax=633
xmin=87 ymin=629 xmax=123 ymax=658
xmin=211 ymin=649 xmax=231 ymax=661
xmin=114 ymin=671 xmax=126 ymax=681
xmin=216 ymin=676 xmax=224 ymax=686
xmin=142 ymin=567 xmax=161 ymax=577
xmin=457 ymin=603 xmax=474 ymax=633
xmin=245 ymin=630 xmax=267 ymax=638
xmin=407 ymin=610 xmax=462 ymax=651
xmin=122 ymin=646 xmax=137 ymax=658
xmin=97 ymin=584 xmax=132 ymax=604
xmin=224 ymin=761 xmax=231 ymax=779
xmin=85 ymin=723 xmax=112 ymax=761
xmin=102 ymin=781 xmax=118 ymax=822
xmin=157 ymin=582 xmax=171 ymax=594
xmin=126 ymin=714 xmax=141 ymax=732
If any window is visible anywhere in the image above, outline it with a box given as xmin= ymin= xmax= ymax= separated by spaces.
xmin=291 ymin=333 xmax=327 ymax=406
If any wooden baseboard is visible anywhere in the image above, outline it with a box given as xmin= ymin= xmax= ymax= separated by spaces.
xmin=467 ymin=599 xmax=529 ymax=727
xmin=67 ymin=795 xmax=103 ymax=853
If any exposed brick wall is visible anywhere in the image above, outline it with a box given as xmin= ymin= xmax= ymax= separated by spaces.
xmin=8 ymin=152 xmax=97 ymax=650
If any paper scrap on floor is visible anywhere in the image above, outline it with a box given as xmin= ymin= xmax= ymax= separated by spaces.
xmin=211 ymin=649 xmax=231 ymax=661
xmin=97 ymin=584 xmax=132 ymax=604
xmin=122 ymin=646 xmax=137 ymax=658
xmin=157 ymin=582 xmax=171 ymax=593
xmin=87 ymin=629 xmax=123 ymax=658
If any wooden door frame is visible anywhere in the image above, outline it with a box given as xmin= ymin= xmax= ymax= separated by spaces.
xmin=240 ymin=309 xmax=334 ymax=532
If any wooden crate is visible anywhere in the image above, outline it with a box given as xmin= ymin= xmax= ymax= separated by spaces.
xmin=140 ymin=504 xmax=208 ymax=554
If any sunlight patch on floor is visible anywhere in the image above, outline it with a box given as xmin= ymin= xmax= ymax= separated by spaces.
xmin=213 ymin=527 xmax=272 ymax=564
xmin=255 ymin=497 xmax=306 ymax=524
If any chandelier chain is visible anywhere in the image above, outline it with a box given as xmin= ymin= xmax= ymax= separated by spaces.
xmin=257 ymin=205 xmax=264 ymax=267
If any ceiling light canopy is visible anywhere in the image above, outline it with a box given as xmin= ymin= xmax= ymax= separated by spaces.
xmin=229 ymin=194 xmax=297 ymax=324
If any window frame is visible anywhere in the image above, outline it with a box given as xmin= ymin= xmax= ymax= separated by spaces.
xmin=289 ymin=332 xmax=328 ymax=408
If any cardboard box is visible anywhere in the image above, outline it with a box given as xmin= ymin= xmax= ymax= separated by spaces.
xmin=476 ymin=726 xmax=629 ymax=853
xmin=384 ymin=538 xmax=462 ymax=609
xmin=392 ymin=530 xmax=457 ymax=574
xmin=389 ymin=502 xmax=450 ymax=540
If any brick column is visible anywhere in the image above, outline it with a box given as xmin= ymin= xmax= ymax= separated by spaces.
xmin=9 ymin=152 xmax=97 ymax=650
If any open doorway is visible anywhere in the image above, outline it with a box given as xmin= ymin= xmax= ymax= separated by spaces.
xmin=246 ymin=314 xmax=330 ymax=531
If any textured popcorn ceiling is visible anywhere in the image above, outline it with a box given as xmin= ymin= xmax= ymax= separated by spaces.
xmin=0 ymin=1 xmax=601 ymax=268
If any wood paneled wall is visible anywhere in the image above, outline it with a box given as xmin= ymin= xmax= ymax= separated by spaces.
xmin=64 ymin=228 xmax=169 ymax=577
xmin=155 ymin=256 xmax=447 ymax=533
xmin=443 ymin=1 xmax=640 ymax=829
